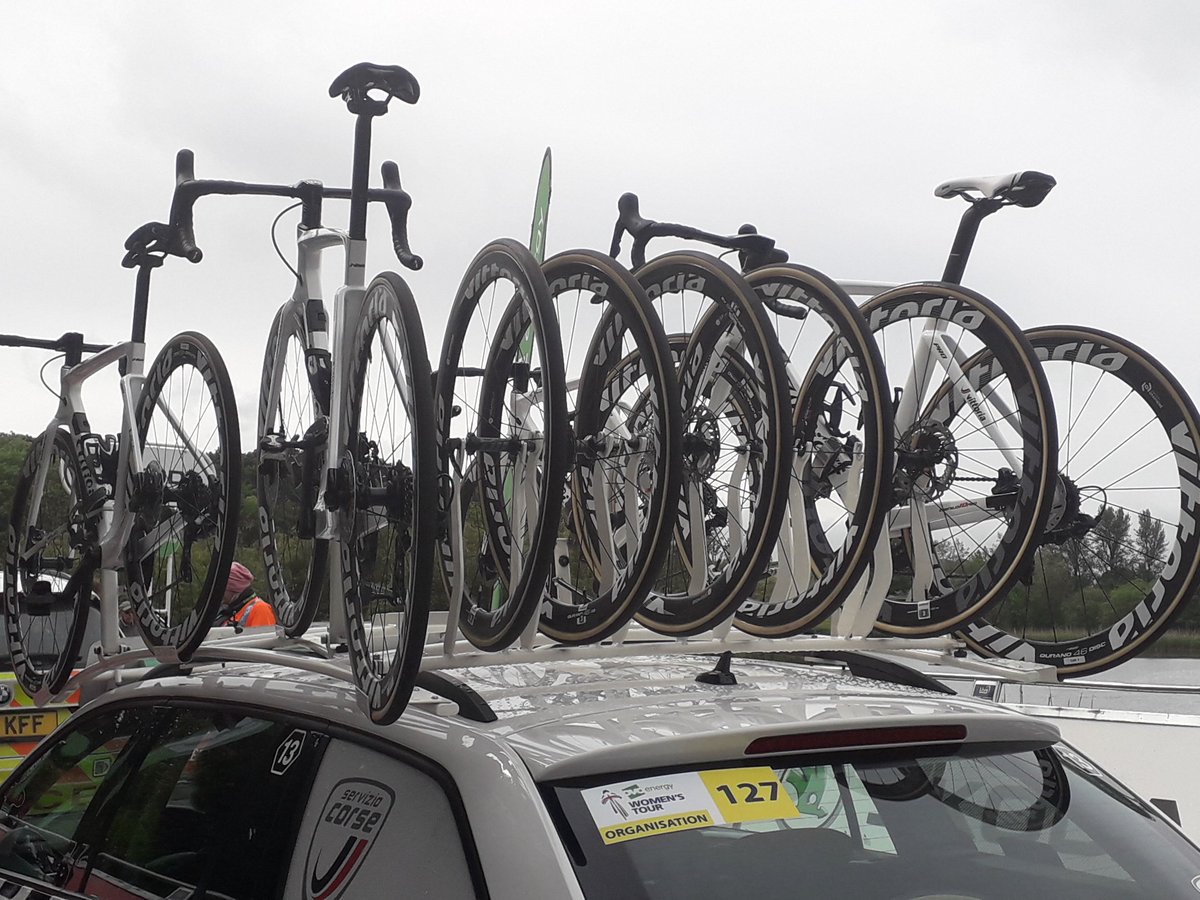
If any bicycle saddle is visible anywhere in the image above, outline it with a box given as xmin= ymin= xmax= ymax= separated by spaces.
xmin=934 ymin=171 xmax=1056 ymax=207
xmin=329 ymin=63 xmax=420 ymax=111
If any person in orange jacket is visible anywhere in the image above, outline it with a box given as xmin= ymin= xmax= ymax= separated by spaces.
xmin=218 ymin=562 xmax=277 ymax=629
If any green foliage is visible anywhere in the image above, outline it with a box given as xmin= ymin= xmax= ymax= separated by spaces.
xmin=0 ymin=433 xmax=33 ymax=536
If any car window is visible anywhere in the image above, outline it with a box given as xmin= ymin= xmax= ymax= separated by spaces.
xmin=0 ymin=704 xmax=153 ymax=887
xmin=84 ymin=706 xmax=323 ymax=900
xmin=552 ymin=743 xmax=1200 ymax=900
xmin=284 ymin=737 xmax=479 ymax=899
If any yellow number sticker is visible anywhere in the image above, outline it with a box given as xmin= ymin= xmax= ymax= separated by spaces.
xmin=700 ymin=767 xmax=801 ymax=824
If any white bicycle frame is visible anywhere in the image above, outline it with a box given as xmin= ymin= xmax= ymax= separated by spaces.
xmin=833 ymin=298 xmax=1025 ymax=637
xmin=19 ymin=333 xmax=222 ymax=689
xmin=262 ymin=229 xmax=356 ymax=643
xmin=262 ymin=221 xmax=422 ymax=644
xmin=722 ymin=291 xmax=1023 ymax=638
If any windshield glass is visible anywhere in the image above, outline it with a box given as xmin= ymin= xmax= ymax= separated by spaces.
xmin=552 ymin=743 xmax=1200 ymax=899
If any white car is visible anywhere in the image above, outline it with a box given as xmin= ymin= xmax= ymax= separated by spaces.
xmin=0 ymin=645 xmax=1195 ymax=899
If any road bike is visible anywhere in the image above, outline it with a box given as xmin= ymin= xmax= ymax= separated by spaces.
xmin=609 ymin=197 xmax=893 ymax=637
xmin=908 ymin=173 xmax=1200 ymax=673
xmin=163 ymin=63 xmax=437 ymax=723
xmin=2 ymin=241 xmax=241 ymax=698
xmin=609 ymin=197 xmax=799 ymax=635
xmin=820 ymin=174 xmax=1060 ymax=637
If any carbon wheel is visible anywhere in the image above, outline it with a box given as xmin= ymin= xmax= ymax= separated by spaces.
xmin=863 ymin=284 xmax=1056 ymax=635
xmin=2 ymin=429 xmax=94 ymax=695
xmin=340 ymin=273 xmax=437 ymax=725
xmin=434 ymin=240 xmax=569 ymax=651
xmin=125 ymin=331 xmax=241 ymax=659
xmin=963 ymin=327 xmax=1200 ymax=675
xmin=258 ymin=304 xmax=329 ymax=636
xmin=633 ymin=252 xmax=792 ymax=636
xmin=735 ymin=264 xmax=894 ymax=635
xmin=538 ymin=250 xmax=682 ymax=643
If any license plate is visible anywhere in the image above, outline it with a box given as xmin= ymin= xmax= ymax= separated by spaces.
xmin=0 ymin=710 xmax=57 ymax=740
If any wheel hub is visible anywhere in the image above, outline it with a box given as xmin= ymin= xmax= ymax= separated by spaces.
xmin=893 ymin=422 xmax=958 ymax=501
xmin=1038 ymin=475 xmax=1098 ymax=546
xmin=683 ymin=406 xmax=721 ymax=478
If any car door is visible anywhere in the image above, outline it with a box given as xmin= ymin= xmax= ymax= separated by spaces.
xmin=283 ymin=733 xmax=485 ymax=899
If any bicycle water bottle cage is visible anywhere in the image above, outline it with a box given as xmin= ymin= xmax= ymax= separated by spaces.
xmin=934 ymin=171 xmax=1057 ymax=208
xmin=329 ymin=63 xmax=420 ymax=116
xmin=121 ymin=222 xmax=172 ymax=269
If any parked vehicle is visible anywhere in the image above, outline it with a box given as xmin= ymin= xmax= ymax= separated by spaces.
xmin=0 ymin=644 xmax=1195 ymax=899
xmin=0 ymin=576 xmax=101 ymax=780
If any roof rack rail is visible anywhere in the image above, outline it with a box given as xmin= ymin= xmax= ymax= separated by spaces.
xmin=775 ymin=650 xmax=957 ymax=695
xmin=419 ymin=615 xmax=1060 ymax=683
xmin=46 ymin=614 xmax=1061 ymax=723
xmin=59 ymin=631 xmax=464 ymax=719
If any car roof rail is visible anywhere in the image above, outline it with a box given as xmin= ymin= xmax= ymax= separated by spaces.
xmin=44 ymin=616 xmax=1060 ymax=723
xmin=415 ymin=671 xmax=497 ymax=723
xmin=771 ymin=650 xmax=956 ymax=695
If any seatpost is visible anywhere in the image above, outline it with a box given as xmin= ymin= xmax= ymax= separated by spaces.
xmin=348 ymin=114 xmax=374 ymax=241
xmin=941 ymin=198 xmax=1004 ymax=286
xmin=130 ymin=259 xmax=161 ymax=345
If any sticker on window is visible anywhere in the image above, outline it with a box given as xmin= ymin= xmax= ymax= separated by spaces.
xmin=272 ymin=728 xmax=307 ymax=775
xmin=583 ymin=767 xmax=800 ymax=844
xmin=304 ymin=778 xmax=395 ymax=900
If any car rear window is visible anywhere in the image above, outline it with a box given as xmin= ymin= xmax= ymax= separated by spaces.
xmin=551 ymin=742 xmax=1200 ymax=899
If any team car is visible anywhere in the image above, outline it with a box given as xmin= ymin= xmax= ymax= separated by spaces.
xmin=0 ymin=643 xmax=1196 ymax=899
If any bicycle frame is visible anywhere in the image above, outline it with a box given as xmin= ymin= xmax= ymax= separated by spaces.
xmin=12 ymin=329 xmax=213 ymax=678
xmin=259 ymin=226 xmax=367 ymax=641
xmin=833 ymin=197 xmax=1047 ymax=635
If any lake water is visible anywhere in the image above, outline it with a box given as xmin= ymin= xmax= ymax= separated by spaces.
xmin=1080 ymin=656 xmax=1200 ymax=687
xmin=992 ymin=657 xmax=1200 ymax=716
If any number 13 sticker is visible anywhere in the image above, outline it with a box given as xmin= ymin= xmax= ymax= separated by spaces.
xmin=700 ymin=767 xmax=801 ymax=823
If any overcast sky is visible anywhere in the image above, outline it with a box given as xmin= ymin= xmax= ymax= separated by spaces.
xmin=2 ymin=1 xmax=1198 ymax=447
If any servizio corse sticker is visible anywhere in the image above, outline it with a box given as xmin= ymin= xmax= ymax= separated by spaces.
xmin=583 ymin=767 xmax=800 ymax=845
xmin=304 ymin=778 xmax=395 ymax=900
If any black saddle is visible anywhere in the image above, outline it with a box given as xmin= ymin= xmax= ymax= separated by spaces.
xmin=329 ymin=63 xmax=420 ymax=114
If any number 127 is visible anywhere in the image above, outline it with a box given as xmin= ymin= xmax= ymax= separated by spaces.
xmin=716 ymin=781 xmax=779 ymax=804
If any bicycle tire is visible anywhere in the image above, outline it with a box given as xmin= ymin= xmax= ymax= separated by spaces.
xmin=340 ymin=272 xmax=437 ymax=725
xmin=258 ymin=304 xmax=330 ymax=637
xmin=633 ymin=251 xmax=793 ymax=636
xmin=962 ymin=326 xmax=1200 ymax=676
xmin=435 ymin=239 xmax=569 ymax=651
xmin=734 ymin=264 xmax=894 ymax=635
xmin=863 ymin=283 xmax=1057 ymax=635
xmin=3 ymin=429 xmax=94 ymax=695
xmin=125 ymin=331 xmax=241 ymax=659
xmin=538 ymin=250 xmax=683 ymax=643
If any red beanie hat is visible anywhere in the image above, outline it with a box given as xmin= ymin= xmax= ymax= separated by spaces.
xmin=226 ymin=562 xmax=254 ymax=595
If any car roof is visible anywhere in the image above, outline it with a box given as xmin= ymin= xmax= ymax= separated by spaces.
xmin=89 ymin=650 xmax=1061 ymax=781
